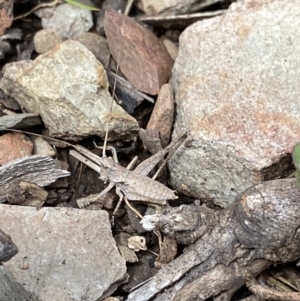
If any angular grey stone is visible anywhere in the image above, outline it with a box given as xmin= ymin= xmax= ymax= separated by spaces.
xmin=35 ymin=3 xmax=93 ymax=38
xmin=0 ymin=40 xmax=139 ymax=140
xmin=138 ymin=0 xmax=231 ymax=16
xmin=0 ymin=266 xmax=39 ymax=301
xmin=0 ymin=205 xmax=127 ymax=300
xmin=34 ymin=29 xmax=65 ymax=54
xmin=169 ymin=0 xmax=300 ymax=207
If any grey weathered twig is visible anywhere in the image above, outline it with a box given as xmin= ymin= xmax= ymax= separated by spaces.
xmin=128 ymin=179 xmax=300 ymax=301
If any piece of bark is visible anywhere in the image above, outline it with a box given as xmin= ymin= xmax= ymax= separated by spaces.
xmin=0 ymin=113 xmax=41 ymax=130
xmin=141 ymin=203 xmax=215 ymax=245
xmin=137 ymin=10 xmax=225 ymax=28
xmin=128 ymin=178 xmax=300 ymax=300
xmin=137 ymin=0 xmax=228 ymax=16
xmin=146 ymin=83 xmax=174 ymax=147
xmin=155 ymin=235 xmax=177 ymax=266
xmin=0 ymin=229 xmax=18 ymax=262
xmin=0 ymin=155 xmax=70 ymax=203
xmin=246 ymin=277 xmax=300 ymax=301
xmin=104 ymin=9 xmax=173 ymax=95
xmin=6 ymin=181 xmax=48 ymax=207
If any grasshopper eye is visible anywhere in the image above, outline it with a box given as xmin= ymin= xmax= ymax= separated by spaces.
xmin=292 ymin=143 xmax=300 ymax=188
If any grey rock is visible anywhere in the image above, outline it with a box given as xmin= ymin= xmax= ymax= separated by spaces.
xmin=30 ymin=135 xmax=56 ymax=157
xmin=138 ymin=0 xmax=232 ymax=16
xmin=0 ymin=113 xmax=41 ymax=130
xmin=0 ymin=204 xmax=127 ymax=300
xmin=0 ymin=229 xmax=18 ymax=262
xmin=72 ymin=32 xmax=111 ymax=67
xmin=34 ymin=29 xmax=65 ymax=54
xmin=35 ymin=3 xmax=93 ymax=38
xmin=0 ymin=266 xmax=39 ymax=301
xmin=169 ymin=0 xmax=300 ymax=207
xmin=0 ymin=40 xmax=139 ymax=140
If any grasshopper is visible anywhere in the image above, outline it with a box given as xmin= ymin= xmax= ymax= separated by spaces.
xmin=70 ymin=131 xmax=186 ymax=218
xmin=69 ymin=2 xmax=187 ymax=218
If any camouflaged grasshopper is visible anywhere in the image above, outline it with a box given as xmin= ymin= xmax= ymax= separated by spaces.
xmin=70 ymin=131 xmax=186 ymax=217
xmin=69 ymin=3 xmax=186 ymax=217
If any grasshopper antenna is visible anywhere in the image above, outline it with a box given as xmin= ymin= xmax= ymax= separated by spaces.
xmin=102 ymin=126 xmax=109 ymax=158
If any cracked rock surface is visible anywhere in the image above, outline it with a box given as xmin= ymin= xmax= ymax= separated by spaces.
xmin=0 ymin=204 xmax=127 ymax=301
xmin=169 ymin=0 xmax=300 ymax=207
xmin=0 ymin=39 xmax=139 ymax=141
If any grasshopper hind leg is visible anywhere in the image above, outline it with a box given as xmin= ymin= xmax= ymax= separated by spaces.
xmin=76 ymin=182 xmax=115 ymax=208
xmin=113 ymin=188 xmax=143 ymax=223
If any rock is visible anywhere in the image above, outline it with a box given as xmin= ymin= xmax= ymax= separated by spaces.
xmin=0 ymin=132 xmax=33 ymax=165
xmin=146 ymin=84 xmax=174 ymax=147
xmin=0 ymin=229 xmax=18 ymax=262
xmin=0 ymin=266 xmax=39 ymax=301
xmin=128 ymin=236 xmax=147 ymax=252
xmin=0 ymin=28 xmax=22 ymax=59
xmin=0 ymin=0 xmax=13 ymax=35
xmin=0 ymin=155 xmax=69 ymax=203
xmin=137 ymin=0 xmax=231 ymax=16
xmin=139 ymin=128 xmax=162 ymax=154
xmin=169 ymin=0 xmax=300 ymax=207
xmin=106 ymin=70 xmax=155 ymax=114
xmin=30 ymin=135 xmax=55 ymax=157
xmin=96 ymin=0 xmax=127 ymax=35
xmin=162 ymin=38 xmax=178 ymax=61
xmin=35 ymin=3 xmax=93 ymax=38
xmin=0 ymin=89 xmax=21 ymax=110
xmin=104 ymin=9 xmax=173 ymax=95
xmin=34 ymin=29 xmax=65 ymax=54
xmin=0 ymin=204 xmax=127 ymax=300
xmin=72 ymin=32 xmax=111 ymax=66
xmin=0 ymin=40 xmax=139 ymax=140
xmin=0 ymin=113 xmax=41 ymax=130
xmin=115 ymin=232 xmax=138 ymax=263
xmin=7 ymin=181 xmax=48 ymax=207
